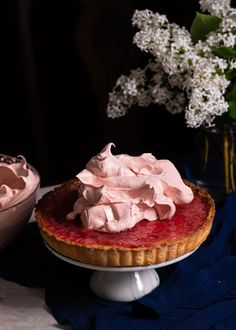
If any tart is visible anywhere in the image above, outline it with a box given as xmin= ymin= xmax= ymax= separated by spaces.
xmin=35 ymin=179 xmax=215 ymax=267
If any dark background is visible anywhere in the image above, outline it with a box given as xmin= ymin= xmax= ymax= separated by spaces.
xmin=2 ymin=0 xmax=206 ymax=186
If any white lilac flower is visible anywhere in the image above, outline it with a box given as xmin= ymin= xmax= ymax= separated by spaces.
xmin=132 ymin=9 xmax=168 ymax=30
xmin=186 ymin=86 xmax=228 ymax=127
xmin=133 ymin=12 xmax=194 ymax=77
xmin=166 ymin=92 xmax=186 ymax=114
xmin=199 ymin=0 xmax=231 ymax=17
xmin=195 ymin=14 xmax=236 ymax=51
xmin=106 ymin=2 xmax=235 ymax=128
xmin=106 ymin=60 xmax=186 ymax=118
xmin=230 ymin=59 xmax=236 ymax=70
xmin=107 ymin=66 xmax=152 ymax=118
xmin=189 ymin=57 xmax=229 ymax=90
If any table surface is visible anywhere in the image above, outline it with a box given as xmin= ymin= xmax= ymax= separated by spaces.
xmin=0 ymin=185 xmax=71 ymax=330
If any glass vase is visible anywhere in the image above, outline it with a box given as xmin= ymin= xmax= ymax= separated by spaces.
xmin=194 ymin=123 xmax=236 ymax=204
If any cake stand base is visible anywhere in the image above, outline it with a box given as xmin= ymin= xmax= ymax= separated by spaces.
xmin=45 ymin=243 xmax=197 ymax=302
xmin=90 ymin=268 xmax=160 ymax=302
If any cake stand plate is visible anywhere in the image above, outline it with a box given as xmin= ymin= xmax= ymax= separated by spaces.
xmin=45 ymin=243 xmax=197 ymax=302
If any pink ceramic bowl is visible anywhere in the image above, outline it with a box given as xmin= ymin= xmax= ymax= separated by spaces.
xmin=0 ymin=155 xmax=40 ymax=249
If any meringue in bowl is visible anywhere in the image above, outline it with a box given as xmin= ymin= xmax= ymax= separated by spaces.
xmin=0 ymin=154 xmax=40 ymax=249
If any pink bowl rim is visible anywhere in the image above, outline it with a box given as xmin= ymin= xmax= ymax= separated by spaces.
xmin=0 ymin=156 xmax=40 ymax=213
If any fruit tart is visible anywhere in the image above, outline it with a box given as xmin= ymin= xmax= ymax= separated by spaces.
xmin=35 ymin=144 xmax=215 ymax=267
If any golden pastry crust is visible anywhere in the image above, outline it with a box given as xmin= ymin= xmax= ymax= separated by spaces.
xmin=35 ymin=179 xmax=215 ymax=267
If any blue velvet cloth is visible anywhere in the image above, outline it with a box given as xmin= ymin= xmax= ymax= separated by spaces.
xmin=0 ymin=193 xmax=236 ymax=330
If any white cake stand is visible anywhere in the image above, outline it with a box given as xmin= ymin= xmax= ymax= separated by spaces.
xmin=45 ymin=243 xmax=197 ymax=302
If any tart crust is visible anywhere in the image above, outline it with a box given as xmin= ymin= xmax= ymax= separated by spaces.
xmin=35 ymin=179 xmax=215 ymax=267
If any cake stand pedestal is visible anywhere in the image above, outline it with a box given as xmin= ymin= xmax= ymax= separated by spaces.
xmin=45 ymin=243 xmax=196 ymax=302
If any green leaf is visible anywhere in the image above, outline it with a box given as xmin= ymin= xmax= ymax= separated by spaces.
xmin=225 ymin=68 xmax=236 ymax=81
xmin=225 ymin=83 xmax=236 ymax=101
xmin=190 ymin=12 xmax=221 ymax=43
xmin=214 ymin=47 xmax=236 ymax=58
xmin=228 ymin=101 xmax=236 ymax=119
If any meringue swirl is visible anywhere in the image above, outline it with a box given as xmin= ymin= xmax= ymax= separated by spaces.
xmin=67 ymin=143 xmax=194 ymax=232
xmin=0 ymin=155 xmax=40 ymax=209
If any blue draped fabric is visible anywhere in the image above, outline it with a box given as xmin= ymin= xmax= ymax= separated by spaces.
xmin=0 ymin=193 xmax=236 ymax=330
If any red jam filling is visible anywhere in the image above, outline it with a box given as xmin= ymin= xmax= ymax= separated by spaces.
xmin=41 ymin=195 xmax=209 ymax=248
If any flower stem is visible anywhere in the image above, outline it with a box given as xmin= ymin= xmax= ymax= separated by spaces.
xmin=203 ymin=134 xmax=209 ymax=170
xmin=223 ymin=132 xmax=230 ymax=194
xmin=229 ymin=133 xmax=236 ymax=192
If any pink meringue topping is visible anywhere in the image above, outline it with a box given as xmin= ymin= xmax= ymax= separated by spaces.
xmin=0 ymin=155 xmax=40 ymax=210
xmin=67 ymin=143 xmax=194 ymax=232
